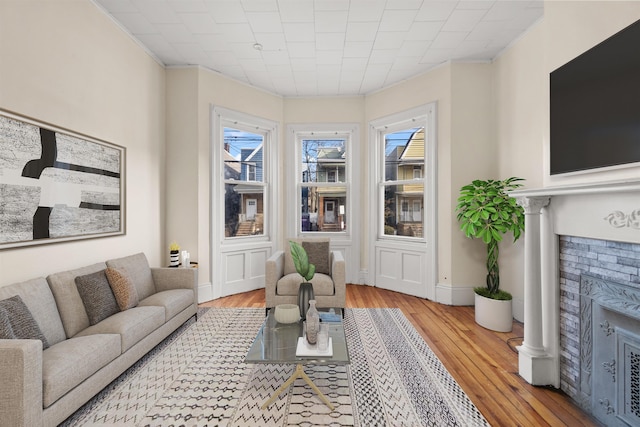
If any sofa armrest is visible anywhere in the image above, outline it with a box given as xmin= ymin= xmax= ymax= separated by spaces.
xmin=151 ymin=267 xmax=198 ymax=307
xmin=0 ymin=340 xmax=43 ymax=427
xmin=265 ymin=250 xmax=285 ymax=308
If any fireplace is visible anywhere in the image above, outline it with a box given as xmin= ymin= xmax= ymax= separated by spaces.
xmin=511 ymin=179 xmax=640 ymax=422
xmin=558 ymin=237 xmax=640 ymax=426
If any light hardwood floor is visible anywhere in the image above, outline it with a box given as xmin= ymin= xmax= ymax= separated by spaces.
xmin=201 ymin=284 xmax=601 ymax=427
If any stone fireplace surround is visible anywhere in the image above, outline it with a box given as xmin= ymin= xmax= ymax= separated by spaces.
xmin=510 ymin=179 xmax=640 ymax=419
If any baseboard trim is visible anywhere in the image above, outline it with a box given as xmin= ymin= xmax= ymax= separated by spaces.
xmin=435 ymin=283 xmax=475 ymax=306
xmin=198 ymin=282 xmax=213 ymax=303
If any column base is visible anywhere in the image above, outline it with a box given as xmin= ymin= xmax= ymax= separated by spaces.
xmin=517 ymin=345 xmax=557 ymax=386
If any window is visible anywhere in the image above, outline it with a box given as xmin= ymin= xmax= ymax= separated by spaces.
xmin=381 ymin=126 xmax=425 ymax=238
xmin=369 ymin=104 xmax=436 ymax=299
xmin=222 ymin=125 xmax=267 ymax=238
xmin=289 ymin=126 xmax=355 ymax=235
xmin=413 ymin=166 xmax=422 ymax=179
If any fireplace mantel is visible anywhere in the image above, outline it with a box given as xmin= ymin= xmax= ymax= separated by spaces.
xmin=509 ymin=179 xmax=640 ymax=387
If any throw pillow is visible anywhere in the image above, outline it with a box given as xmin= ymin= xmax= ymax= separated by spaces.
xmin=0 ymin=308 xmax=12 ymax=339
xmin=75 ymin=270 xmax=119 ymax=325
xmin=105 ymin=267 xmax=139 ymax=311
xmin=302 ymin=241 xmax=331 ymax=275
xmin=0 ymin=295 xmax=50 ymax=349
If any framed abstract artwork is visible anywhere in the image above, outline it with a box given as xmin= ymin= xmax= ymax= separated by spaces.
xmin=0 ymin=110 xmax=125 ymax=249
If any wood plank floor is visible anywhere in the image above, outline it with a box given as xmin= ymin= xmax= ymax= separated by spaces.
xmin=201 ymin=284 xmax=602 ymax=427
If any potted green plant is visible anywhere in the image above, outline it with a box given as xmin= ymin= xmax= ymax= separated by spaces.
xmin=289 ymin=241 xmax=316 ymax=319
xmin=455 ymin=177 xmax=525 ymax=332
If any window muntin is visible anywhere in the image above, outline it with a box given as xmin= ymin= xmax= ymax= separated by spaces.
xmin=223 ymin=127 xmax=265 ymax=237
xmin=299 ymin=137 xmax=347 ymax=233
xmin=381 ymin=127 xmax=425 ymax=239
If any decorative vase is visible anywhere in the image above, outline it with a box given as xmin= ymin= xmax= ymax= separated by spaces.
xmin=297 ymin=282 xmax=315 ymax=320
xmin=170 ymin=250 xmax=180 ymax=267
xmin=305 ymin=300 xmax=319 ymax=345
xmin=274 ymin=304 xmax=300 ymax=324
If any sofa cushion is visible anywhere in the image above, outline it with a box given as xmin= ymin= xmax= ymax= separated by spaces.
xmin=138 ymin=289 xmax=194 ymax=321
xmin=42 ymin=334 xmax=121 ymax=408
xmin=105 ymin=267 xmax=139 ymax=310
xmin=0 ymin=295 xmax=49 ymax=349
xmin=284 ymin=238 xmax=330 ymax=276
xmin=106 ymin=253 xmax=156 ymax=300
xmin=0 ymin=277 xmax=66 ymax=346
xmin=276 ymin=273 xmax=335 ymax=296
xmin=47 ymin=262 xmax=107 ymax=338
xmin=75 ymin=270 xmax=119 ymax=325
xmin=302 ymin=240 xmax=330 ymax=274
xmin=74 ymin=306 xmax=164 ymax=352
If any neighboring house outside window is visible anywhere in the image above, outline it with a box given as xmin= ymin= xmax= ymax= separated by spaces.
xmin=223 ymin=131 xmax=265 ymax=237
xmin=297 ymin=134 xmax=349 ymax=233
xmin=383 ymin=127 xmax=424 ymax=237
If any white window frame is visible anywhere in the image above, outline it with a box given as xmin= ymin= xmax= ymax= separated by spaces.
xmin=368 ymin=103 xmax=437 ymax=300
xmin=286 ymin=123 xmax=358 ymax=239
xmin=212 ymin=106 xmax=277 ymax=244
xmin=372 ymin=107 xmax=435 ymax=242
xmin=371 ymin=120 xmax=428 ymax=244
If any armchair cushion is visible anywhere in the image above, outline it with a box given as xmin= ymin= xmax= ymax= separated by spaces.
xmin=276 ymin=273 xmax=335 ymax=296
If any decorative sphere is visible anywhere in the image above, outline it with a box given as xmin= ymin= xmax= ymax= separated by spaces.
xmin=274 ymin=304 xmax=300 ymax=324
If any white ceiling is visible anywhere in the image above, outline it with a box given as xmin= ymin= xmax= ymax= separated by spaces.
xmin=93 ymin=0 xmax=543 ymax=97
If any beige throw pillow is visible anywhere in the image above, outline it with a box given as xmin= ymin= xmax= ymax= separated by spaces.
xmin=105 ymin=267 xmax=139 ymax=310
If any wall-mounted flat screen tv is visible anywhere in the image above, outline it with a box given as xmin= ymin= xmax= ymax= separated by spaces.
xmin=550 ymin=19 xmax=640 ymax=175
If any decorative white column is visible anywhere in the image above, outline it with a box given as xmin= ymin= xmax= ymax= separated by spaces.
xmin=515 ymin=196 xmax=554 ymax=385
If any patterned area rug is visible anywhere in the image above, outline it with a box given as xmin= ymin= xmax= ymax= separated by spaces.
xmin=60 ymin=308 xmax=490 ymax=426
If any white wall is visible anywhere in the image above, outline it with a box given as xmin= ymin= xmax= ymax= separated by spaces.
xmin=543 ymin=1 xmax=640 ymax=187
xmin=365 ymin=63 xmax=500 ymax=302
xmin=492 ymin=1 xmax=640 ymax=319
xmin=0 ymin=0 xmax=165 ymax=286
xmin=493 ymin=20 xmax=546 ymax=320
xmin=164 ymin=68 xmax=283 ymax=297
xmin=365 ymin=65 xmax=454 ymax=289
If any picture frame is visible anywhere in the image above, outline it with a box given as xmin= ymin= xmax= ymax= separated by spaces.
xmin=0 ymin=109 xmax=126 ymax=249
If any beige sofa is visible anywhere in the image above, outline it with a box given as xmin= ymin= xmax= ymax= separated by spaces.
xmin=265 ymin=238 xmax=346 ymax=310
xmin=0 ymin=252 xmax=197 ymax=427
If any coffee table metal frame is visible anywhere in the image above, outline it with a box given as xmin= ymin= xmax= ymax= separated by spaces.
xmin=244 ymin=308 xmax=349 ymax=410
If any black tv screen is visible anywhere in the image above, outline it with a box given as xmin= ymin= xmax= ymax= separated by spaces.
xmin=550 ymin=19 xmax=640 ymax=175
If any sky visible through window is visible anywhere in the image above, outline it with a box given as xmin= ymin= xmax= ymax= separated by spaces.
xmin=385 ymin=127 xmax=422 ymax=155
xmin=224 ymin=128 xmax=262 ymax=159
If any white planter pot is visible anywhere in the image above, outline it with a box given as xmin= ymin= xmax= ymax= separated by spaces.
xmin=474 ymin=293 xmax=513 ymax=332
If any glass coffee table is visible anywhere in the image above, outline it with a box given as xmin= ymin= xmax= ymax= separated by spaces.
xmin=244 ymin=308 xmax=349 ymax=410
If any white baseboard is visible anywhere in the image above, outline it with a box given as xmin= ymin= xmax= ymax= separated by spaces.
xmin=512 ymin=296 xmax=524 ymax=323
xmin=435 ymin=283 xmax=476 ymax=306
xmin=198 ymin=282 xmax=214 ymax=303
xmin=358 ymin=269 xmax=368 ymax=285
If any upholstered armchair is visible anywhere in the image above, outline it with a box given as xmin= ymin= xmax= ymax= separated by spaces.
xmin=265 ymin=237 xmax=346 ymax=311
